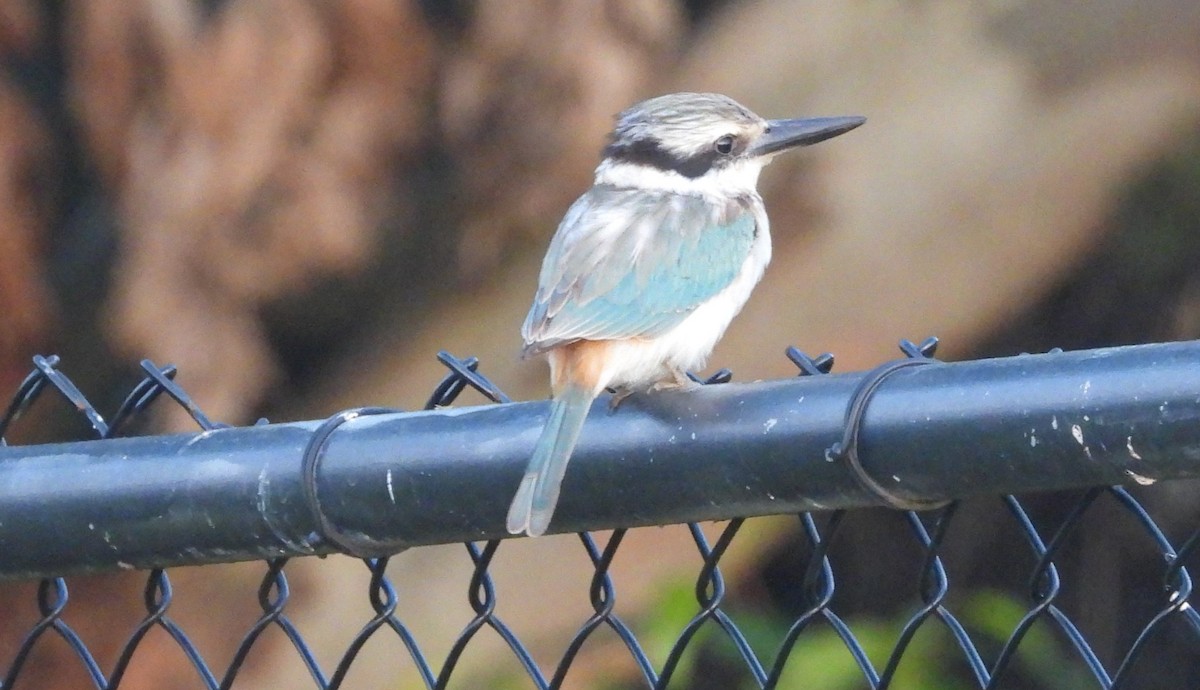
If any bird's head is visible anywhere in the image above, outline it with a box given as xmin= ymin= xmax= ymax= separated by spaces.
xmin=596 ymin=92 xmax=864 ymax=195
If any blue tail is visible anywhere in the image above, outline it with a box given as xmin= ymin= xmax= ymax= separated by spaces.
xmin=507 ymin=384 xmax=595 ymax=536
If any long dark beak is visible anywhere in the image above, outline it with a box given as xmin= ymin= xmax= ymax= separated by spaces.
xmin=749 ymin=116 xmax=866 ymax=157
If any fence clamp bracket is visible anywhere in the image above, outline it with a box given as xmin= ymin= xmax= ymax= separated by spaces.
xmin=826 ymin=338 xmax=950 ymax=511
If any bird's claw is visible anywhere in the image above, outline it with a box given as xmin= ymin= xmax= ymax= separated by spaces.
xmin=652 ymin=368 xmax=700 ymax=392
xmin=608 ymin=388 xmax=634 ymax=413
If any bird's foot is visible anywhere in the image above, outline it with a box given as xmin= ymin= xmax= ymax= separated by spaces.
xmin=608 ymin=387 xmax=635 ymax=413
xmin=608 ymin=370 xmax=699 ymax=412
xmin=650 ymin=368 xmax=701 ymax=392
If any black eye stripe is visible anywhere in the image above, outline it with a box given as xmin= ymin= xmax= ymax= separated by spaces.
xmin=603 ymin=138 xmax=723 ymax=179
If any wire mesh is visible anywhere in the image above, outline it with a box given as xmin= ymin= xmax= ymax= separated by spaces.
xmin=0 ymin=346 xmax=1198 ymax=689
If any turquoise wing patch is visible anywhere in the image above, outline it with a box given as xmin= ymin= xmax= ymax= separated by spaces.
xmin=523 ymin=187 xmax=758 ymax=354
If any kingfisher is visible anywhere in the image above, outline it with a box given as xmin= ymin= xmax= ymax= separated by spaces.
xmin=507 ymin=92 xmax=864 ymax=536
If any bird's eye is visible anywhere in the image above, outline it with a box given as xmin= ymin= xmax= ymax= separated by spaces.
xmin=714 ymin=135 xmax=735 ymax=155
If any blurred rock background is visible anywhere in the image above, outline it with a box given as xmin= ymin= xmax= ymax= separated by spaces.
xmin=1 ymin=0 xmax=1199 ymax=688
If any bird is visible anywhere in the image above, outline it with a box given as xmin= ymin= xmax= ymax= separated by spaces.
xmin=507 ymin=92 xmax=865 ymax=536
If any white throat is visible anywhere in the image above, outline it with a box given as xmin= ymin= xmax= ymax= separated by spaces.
xmin=594 ymin=157 xmax=766 ymax=198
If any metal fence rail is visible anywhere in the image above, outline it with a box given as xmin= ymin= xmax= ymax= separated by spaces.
xmin=0 ymin=338 xmax=1198 ymax=688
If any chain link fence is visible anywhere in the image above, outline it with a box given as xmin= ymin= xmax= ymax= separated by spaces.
xmin=0 ymin=339 xmax=1198 ymax=688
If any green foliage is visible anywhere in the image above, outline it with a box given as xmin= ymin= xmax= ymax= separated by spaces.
xmin=960 ymin=589 xmax=1096 ymax=690
xmin=638 ymin=581 xmax=1098 ymax=690
xmin=473 ymin=580 xmax=1102 ymax=689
